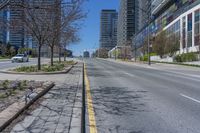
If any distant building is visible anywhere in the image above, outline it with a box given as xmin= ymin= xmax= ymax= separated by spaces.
xmin=100 ymin=9 xmax=118 ymax=50
xmin=65 ymin=49 xmax=73 ymax=57
xmin=83 ymin=51 xmax=90 ymax=58
xmin=0 ymin=0 xmax=8 ymax=44
xmin=9 ymin=0 xmax=25 ymax=48
xmin=117 ymin=0 xmax=139 ymax=46
xmin=0 ymin=0 xmax=60 ymax=57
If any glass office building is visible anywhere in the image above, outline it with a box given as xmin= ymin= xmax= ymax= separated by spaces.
xmin=135 ymin=0 xmax=200 ymax=54
xmin=0 ymin=1 xmax=8 ymax=45
xmin=100 ymin=10 xmax=118 ymax=50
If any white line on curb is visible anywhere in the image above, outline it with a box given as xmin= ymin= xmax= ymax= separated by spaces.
xmin=180 ymin=93 xmax=200 ymax=104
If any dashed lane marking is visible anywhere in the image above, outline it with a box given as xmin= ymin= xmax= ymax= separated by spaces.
xmin=180 ymin=93 xmax=200 ymax=104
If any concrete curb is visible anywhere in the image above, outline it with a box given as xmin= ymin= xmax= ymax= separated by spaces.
xmin=68 ymin=63 xmax=84 ymax=133
xmin=0 ymin=65 xmax=74 ymax=75
xmin=81 ymin=64 xmax=86 ymax=133
xmin=0 ymin=82 xmax=55 ymax=132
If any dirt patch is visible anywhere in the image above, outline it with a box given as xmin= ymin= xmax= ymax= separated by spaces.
xmin=0 ymin=80 xmax=44 ymax=112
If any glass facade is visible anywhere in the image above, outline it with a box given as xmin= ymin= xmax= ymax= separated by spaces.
xmin=135 ymin=0 xmax=200 ymax=53
xmin=195 ymin=9 xmax=200 ymax=46
xmin=166 ymin=20 xmax=180 ymax=43
xmin=182 ymin=17 xmax=186 ymax=48
xmin=187 ymin=13 xmax=193 ymax=47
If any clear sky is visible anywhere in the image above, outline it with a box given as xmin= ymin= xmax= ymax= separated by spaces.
xmin=68 ymin=0 xmax=119 ymax=56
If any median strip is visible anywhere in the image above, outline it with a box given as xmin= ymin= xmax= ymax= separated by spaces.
xmin=84 ymin=64 xmax=98 ymax=133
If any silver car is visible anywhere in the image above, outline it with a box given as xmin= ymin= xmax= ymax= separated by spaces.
xmin=11 ymin=54 xmax=29 ymax=63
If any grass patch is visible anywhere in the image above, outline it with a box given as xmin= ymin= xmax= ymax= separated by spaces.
xmin=0 ymin=56 xmax=9 ymax=60
xmin=0 ymin=93 xmax=7 ymax=99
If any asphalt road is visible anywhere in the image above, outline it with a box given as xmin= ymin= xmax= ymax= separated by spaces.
xmin=85 ymin=59 xmax=200 ymax=133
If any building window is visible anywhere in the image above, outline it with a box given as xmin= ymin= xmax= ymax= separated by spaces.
xmin=182 ymin=17 xmax=186 ymax=48
xmin=195 ymin=9 xmax=200 ymax=46
xmin=187 ymin=13 xmax=192 ymax=47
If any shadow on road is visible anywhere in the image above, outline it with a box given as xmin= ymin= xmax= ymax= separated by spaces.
xmin=91 ymin=86 xmax=148 ymax=116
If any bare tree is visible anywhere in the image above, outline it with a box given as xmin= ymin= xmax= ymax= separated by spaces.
xmin=141 ymin=37 xmax=148 ymax=55
xmin=98 ymin=48 xmax=109 ymax=58
xmin=164 ymin=34 xmax=180 ymax=57
xmin=1 ymin=0 xmax=86 ymax=67
xmin=47 ymin=0 xmax=86 ymax=65
xmin=22 ymin=1 xmax=53 ymax=70
xmin=152 ymin=31 xmax=167 ymax=58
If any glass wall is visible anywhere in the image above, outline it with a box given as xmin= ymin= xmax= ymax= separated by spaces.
xmin=187 ymin=13 xmax=193 ymax=47
xmin=182 ymin=17 xmax=186 ymax=49
xmin=135 ymin=0 xmax=200 ymax=48
xmin=165 ymin=20 xmax=180 ymax=51
xmin=195 ymin=9 xmax=200 ymax=46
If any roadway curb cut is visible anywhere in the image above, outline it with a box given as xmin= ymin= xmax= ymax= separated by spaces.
xmin=0 ymin=82 xmax=55 ymax=132
xmin=0 ymin=64 xmax=76 ymax=75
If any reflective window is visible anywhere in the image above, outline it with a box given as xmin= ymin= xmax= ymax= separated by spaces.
xmin=187 ymin=13 xmax=192 ymax=47
xmin=195 ymin=9 xmax=200 ymax=46
xmin=182 ymin=17 xmax=186 ymax=48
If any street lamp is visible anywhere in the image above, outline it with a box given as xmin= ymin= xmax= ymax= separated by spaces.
xmin=114 ymin=46 xmax=117 ymax=60
xmin=134 ymin=2 xmax=154 ymax=65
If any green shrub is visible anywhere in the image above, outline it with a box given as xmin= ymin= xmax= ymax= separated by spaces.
xmin=174 ymin=53 xmax=198 ymax=62
xmin=0 ymin=93 xmax=7 ymax=99
xmin=13 ymin=61 xmax=71 ymax=72
xmin=140 ymin=55 xmax=148 ymax=61
xmin=174 ymin=55 xmax=182 ymax=62
xmin=53 ymin=60 xmax=75 ymax=65
xmin=0 ymin=56 xmax=9 ymax=59
xmin=65 ymin=60 xmax=75 ymax=65
xmin=42 ymin=63 xmax=65 ymax=72
xmin=140 ymin=53 xmax=157 ymax=61
xmin=15 ymin=66 xmax=38 ymax=72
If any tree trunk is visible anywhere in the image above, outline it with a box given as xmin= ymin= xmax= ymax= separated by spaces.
xmin=64 ymin=53 xmax=66 ymax=61
xmin=59 ymin=47 xmax=61 ymax=62
xmin=50 ymin=46 xmax=54 ymax=66
xmin=38 ymin=45 xmax=41 ymax=70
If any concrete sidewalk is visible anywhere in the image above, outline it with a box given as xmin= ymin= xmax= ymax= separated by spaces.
xmin=183 ymin=61 xmax=200 ymax=65
xmin=1 ymin=63 xmax=83 ymax=133
xmin=104 ymin=58 xmax=200 ymax=77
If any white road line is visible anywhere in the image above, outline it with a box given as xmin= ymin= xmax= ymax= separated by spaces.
xmin=180 ymin=93 xmax=200 ymax=104
xmin=124 ymin=72 xmax=135 ymax=77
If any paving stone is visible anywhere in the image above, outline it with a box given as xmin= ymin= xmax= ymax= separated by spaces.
xmin=10 ymin=64 xmax=83 ymax=133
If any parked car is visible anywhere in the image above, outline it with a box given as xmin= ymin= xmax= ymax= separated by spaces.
xmin=11 ymin=54 xmax=29 ymax=63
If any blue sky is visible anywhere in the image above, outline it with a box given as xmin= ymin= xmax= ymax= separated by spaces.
xmin=68 ymin=0 xmax=119 ymax=56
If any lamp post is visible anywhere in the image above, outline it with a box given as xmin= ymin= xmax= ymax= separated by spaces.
xmin=115 ymin=46 xmax=117 ymax=60
xmin=147 ymin=2 xmax=152 ymax=66
xmin=134 ymin=2 xmax=153 ymax=65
